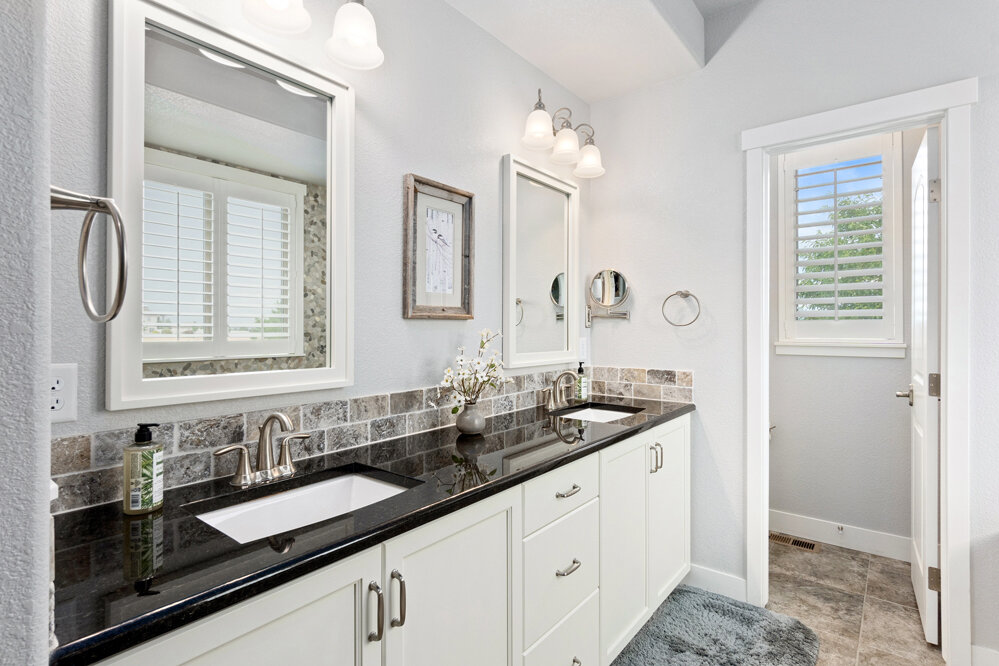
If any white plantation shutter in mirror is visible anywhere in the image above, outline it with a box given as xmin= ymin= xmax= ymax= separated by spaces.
xmin=777 ymin=132 xmax=904 ymax=357
xmin=141 ymin=181 xmax=214 ymax=343
xmin=142 ymin=149 xmax=305 ymax=363
xmin=225 ymin=197 xmax=293 ymax=343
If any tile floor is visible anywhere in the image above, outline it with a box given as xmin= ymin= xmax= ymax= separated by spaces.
xmin=766 ymin=539 xmax=944 ymax=665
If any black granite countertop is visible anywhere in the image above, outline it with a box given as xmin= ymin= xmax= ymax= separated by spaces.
xmin=51 ymin=396 xmax=694 ymax=665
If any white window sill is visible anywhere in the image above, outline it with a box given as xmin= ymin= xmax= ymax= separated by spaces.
xmin=774 ymin=341 xmax=907 ymax=359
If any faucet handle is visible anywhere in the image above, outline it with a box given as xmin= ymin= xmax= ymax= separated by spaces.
xmin=277 ymin=433 xmax=310 ymax=477
xmin=214 ymin=444 xmax=254 ymax=487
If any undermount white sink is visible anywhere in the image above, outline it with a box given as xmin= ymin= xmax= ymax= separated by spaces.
xmin=197 ymin=474 xmax=408 ymax=544
xmin=559 ymin=407 xmax=636 ymax=423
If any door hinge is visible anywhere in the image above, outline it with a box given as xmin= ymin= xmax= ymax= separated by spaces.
xmin=929 ymin=178 xmax=941 ymax=203
xmin=929 ymin=373 xmax=941 ymax=398
xmin=928 ymin=566 xmax=941 ymax=593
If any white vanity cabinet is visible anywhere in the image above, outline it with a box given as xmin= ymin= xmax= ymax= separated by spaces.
xmin=599 ymin=414 xmax=691 ymax=665
xmin=383 ymin=488 xmax=523 ymax=666
xmin=94 ymin=416 xmax=691 ymax=666
xmin=98 ymin=547 xmax=383 ymax=665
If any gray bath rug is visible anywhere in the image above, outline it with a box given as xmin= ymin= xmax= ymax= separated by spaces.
xmin=612 ymin=585 xmax=819 ymax=666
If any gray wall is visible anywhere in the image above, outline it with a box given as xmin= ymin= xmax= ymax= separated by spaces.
xmin=768 ymin=129 xmax=923 ymax=539
xmin=48 ymin=0 xmax=589 ymax=440
xmin=0 ymin=0 xmax=51 ymax=663
xmin=587 ymin=0 xmax=999 ymax=650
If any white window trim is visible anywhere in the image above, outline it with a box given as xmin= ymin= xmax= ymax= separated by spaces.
xmin=775 ymin=132 xmax=904 ymax=358
xmin=107 ymin=0 xmax=355 ymax=409
xmin=141 ymin=148 xmax=306 ymax=364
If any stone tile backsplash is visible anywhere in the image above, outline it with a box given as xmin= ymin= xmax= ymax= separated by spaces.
xmin=50 ymin=366 xmax=692 ymax=513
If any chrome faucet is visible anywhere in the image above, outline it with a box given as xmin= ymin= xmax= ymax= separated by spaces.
xmin=551 ymin=370 xmax=579 ymax=410
xmin=213 ymin=412 xmax=305 ymax=487
xmin=257 ymin=412 xmax=294 ymax=482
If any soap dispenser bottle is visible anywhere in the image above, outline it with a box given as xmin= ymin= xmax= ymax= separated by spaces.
xmin=123 ymin=423 xmax=165 ymax=515
xmin=575 ymin=362 xmax=589 ymax=400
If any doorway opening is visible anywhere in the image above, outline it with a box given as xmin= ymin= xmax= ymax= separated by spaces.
xmin=765 ymin=125 xmax=942 ymax=664
xmin=741 ymin=78 xmax=977 ymax=665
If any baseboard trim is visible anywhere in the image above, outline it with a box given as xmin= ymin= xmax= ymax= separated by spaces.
xmin=974 ymin=645 xmax=999 ymax=665
xmin=683 ymin=565 xmax=747 ymax=602
xmin=770 ymin=509 xmax=910 ymax=560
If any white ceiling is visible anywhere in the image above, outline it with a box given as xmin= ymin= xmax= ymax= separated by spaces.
xmin=691 ymin=0 xmax=753 ymax=18
xmin=442 ymin=0 xmax=705 ymax=103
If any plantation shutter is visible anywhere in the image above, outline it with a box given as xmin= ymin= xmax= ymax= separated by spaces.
xmin=225 ymin=197 xmax=294 ymax=342
xmin=793 ymin=156 xmax=885 ymax=321
xmin=141 ymin=180 xmax=214 ymax=342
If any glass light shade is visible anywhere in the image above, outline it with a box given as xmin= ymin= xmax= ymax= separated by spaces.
xmin=241 ymin=0 xmax=312 ymax=35
xmin=550 ymin=127 xmax=581 ymax=164
xmin=573 ymin=144 xmax=605 ymax=178
xmin=325 ymin=2 xmax=385 ymax=70
xmin=521 ymin=108 xmax=554 ymax=150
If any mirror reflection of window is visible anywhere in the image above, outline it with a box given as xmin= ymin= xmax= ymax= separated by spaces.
xmin=515 ymin=175 xmax=568 ymax=353
xmin=141 ymin=27 xmax=329 ymax=377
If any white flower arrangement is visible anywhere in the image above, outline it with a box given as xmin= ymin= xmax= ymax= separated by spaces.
xmin=440 ymin=329 xmax=511 ymax=413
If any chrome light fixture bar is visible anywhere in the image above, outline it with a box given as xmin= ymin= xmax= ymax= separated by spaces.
xmin=521 ymin=89 xmax=605 ymax=178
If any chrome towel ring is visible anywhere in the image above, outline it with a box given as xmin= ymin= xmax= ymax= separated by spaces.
xmin=51 ymin=186 xmax=127 ymax=323
xmin=661 ymin=290 xmax=701 ymax=327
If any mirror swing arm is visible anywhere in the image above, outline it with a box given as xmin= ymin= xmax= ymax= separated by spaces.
xmin=585 ymin=302 xmax=630 ymax=328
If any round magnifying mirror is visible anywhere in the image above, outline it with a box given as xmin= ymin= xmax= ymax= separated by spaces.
xmin=589 ymin=269 xmax=629 ymax=307
xmin=550 ymin=273 xmax=566 ymax=307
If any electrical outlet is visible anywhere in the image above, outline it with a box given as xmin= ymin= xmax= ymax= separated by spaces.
xmin=50 ymin=363 xmax=78 ymax=423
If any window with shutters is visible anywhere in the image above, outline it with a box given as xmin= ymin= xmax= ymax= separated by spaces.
xmin=141 ymin=149 xmax=305 ymax=362
xmin=776 ymin=132 xmax=905 ymax=357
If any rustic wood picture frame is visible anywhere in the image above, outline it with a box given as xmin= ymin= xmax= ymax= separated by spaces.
xmin=403 ymin=174 xmax=474 ymax=319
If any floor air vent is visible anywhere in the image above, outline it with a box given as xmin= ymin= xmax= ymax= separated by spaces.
xmin=769 ymin=532 xmax=818 ymax=552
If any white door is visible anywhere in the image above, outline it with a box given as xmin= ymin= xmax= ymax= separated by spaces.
xmin=599 ymin=431 xmax=652 ymax=665
xmin=383 ymin=489 xmax=521 ymax=666
xmin=908 ymin=126 xmax=941 ymax=645
xmin=98 ymin=548 xmax=383 ymax=665
xmin=648 ymin=415 xmax=691 ymax=606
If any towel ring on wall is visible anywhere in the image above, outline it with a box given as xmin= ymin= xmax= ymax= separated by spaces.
xmin=515 ymin=298 xmax=525 ymax=326
xmin=661 ymin=290 xmax=701 ymax=327
xmin=51 ymin=186 xmax=128 ymax=323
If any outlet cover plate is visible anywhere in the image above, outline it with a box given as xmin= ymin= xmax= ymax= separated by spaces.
xmin=50 ymin=363 xmax=78 ymax=423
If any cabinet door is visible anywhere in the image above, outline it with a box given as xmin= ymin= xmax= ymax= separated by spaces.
xmin=648 ymin=414 xmax=691 ymax=607
xmin=383 ymin=488 xmax=522 ymax=666
xmin=99 ymin=548 xmax=383 ymax=666
xmin=599 ymin=430 xmax=653 ymax=665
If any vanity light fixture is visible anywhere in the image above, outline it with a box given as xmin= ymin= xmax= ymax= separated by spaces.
xmin=197 ymin=48 xmax=246 ymax=69
xmin=241 ymin=0 xmax=313 ymax=35
xmin=325 ymin=0 xmax=385 ymax=70
xmin=521 ymin=90 xmax=605 ymax=178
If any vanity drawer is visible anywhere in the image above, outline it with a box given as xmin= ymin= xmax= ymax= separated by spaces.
xmin=523 ymin=498 xmax=599 ymax=647
xmin=523 ymin=456 xmax=598 ymax=535
xmin=524 ymin=590 xmax=599 ymax=666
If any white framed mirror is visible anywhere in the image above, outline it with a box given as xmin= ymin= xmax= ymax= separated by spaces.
xmin=106 ymin=0 xmax=354 ymax=409
xmin=502 ymin=155 xmax=579 ymax=368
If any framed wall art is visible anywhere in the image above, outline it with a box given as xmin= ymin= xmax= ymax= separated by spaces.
xmin=403 ymin=174 xmax=474 ymax=319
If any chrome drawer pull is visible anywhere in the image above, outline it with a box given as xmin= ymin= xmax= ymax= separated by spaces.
xmin=650 ymin=445 xmax=658 ymax=474
xmin=391 ymin=570 xmax=407 ymax=627
xmin=368 ymin=581 xmax=384 ymax=642
xmin=555 ymin=484 xmax=581 ymax=499
xmin=654 ymin=442 xmax=664 ymax=471
xmin=556 ymin=558 xmax=581 ymax=577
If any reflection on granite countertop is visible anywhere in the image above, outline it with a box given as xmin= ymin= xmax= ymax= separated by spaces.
xmin=51 ymin=396 xmax=694 ymax=665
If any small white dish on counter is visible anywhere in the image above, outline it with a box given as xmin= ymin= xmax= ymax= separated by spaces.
xmin=197 ymin=474 xmax=408 ymax=544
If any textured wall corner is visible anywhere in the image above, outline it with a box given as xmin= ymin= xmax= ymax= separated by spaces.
xmin=0 ymin=0 xmax=52 ymax=663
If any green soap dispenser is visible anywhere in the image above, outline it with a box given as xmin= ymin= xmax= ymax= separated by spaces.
xmin=123 ymin=423 xmax=165 ymax=515
xmin=575 ymin=362 xmax=589 ymax=400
